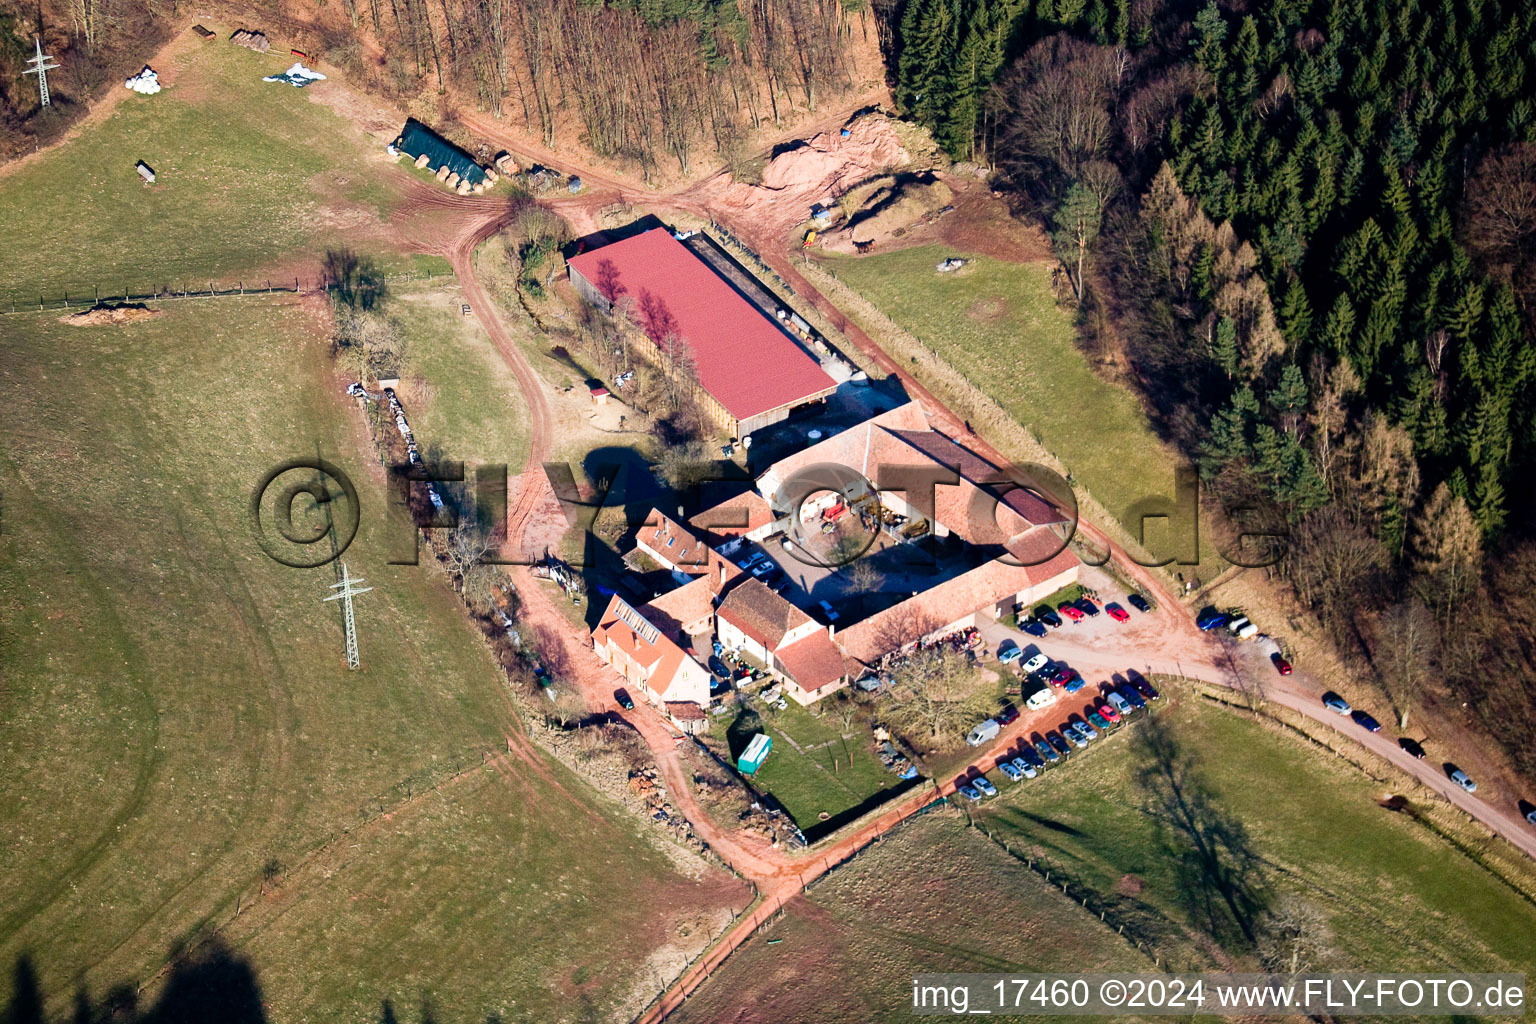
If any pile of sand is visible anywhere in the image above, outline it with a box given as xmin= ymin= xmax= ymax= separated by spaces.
xmin=715 ymin=112 xmax=917 ymax=229
xmin=61 ymin=302 xmax=164 ymax=326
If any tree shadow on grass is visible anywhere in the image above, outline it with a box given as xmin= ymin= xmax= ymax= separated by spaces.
xmin=5 ymin=939 xmax=264 ymax=1024
xmin=1132 ymin=714 xmax=1269 ymax=948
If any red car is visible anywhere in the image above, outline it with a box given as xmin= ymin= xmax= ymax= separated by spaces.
xmin=1048 ymin=664 xmax=1074 ymax=685
xmin=1271 ymin=653 xmax=1293 ymax=676
xmin=1058 ymin=601 xmax=1085 ymax=622
xmin=1096 ymin=700 xmax=1121 ymax=723
xmin=1105 ymin=602 xmax=1130 ymax=622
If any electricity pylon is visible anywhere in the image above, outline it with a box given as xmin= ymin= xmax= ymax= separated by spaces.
xmin=323 ymin=563 xmax=372 ymax=670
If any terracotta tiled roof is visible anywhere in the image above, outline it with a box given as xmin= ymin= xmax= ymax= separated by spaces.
xmin=885 ymin=428 xmax=1068 ymax=528
xmin=642 ymin=554 xmax=742 ymax=644
xmin=665 ymin=700 xmax=707 ymax=721
xmin=637 ymin=508 xmax=711 ymax=573
xmin=835 ymin=545 xmax=1079 ymax=665
xmin=567 ymin=229 xmax=837 ymax=421
xmin=717 ymin=578 xmax=815 ymax=650
xmin=775 ymin=630 xmax=849 ymax=692
xmin=593 ymin=594 xmax=704 ymax=700
xmin=758 ymin=401 xmax=932 ymax=497
xmin=689 ymin=491 xmax=776 ymax=541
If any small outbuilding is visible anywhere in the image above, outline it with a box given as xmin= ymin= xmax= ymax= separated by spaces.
xmin=135 ymin=160 xmax=156 ymax=184
xmin=191 ymin=24 xmax=215 ymax=38
xmin=392 ymin=118 xmax=488 ymax=190
xmin=737 ymin=732 xmax=772 ymax=775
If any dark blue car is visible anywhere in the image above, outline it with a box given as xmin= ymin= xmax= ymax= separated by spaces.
xmin=1021 ymin=619 xmax=1049 ymax=638
xmin=1352 ymin=709 xmax=1382 ymax=732
xmin=1196 ymin=607 xmax=1229 ymax=630
xmin=1119 ymin=684 xmax=1147 ymax=710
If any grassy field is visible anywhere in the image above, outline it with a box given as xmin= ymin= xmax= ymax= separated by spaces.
xmin=0 ymin=30 xmax=406 ymax=302
xmin=744 ymin=698 xmax=894 ymax=826
xmin=977 ymin=697 xmax=1536 ymax=974
xmin=819 ymin=247 xmax=1212 ymax=567
xmin=0 ymin=297 xmax=744 ymax=1021
xmin=672 ymin=809 xmax=1155 ymax=1024
xmin=386 ymin=280 xmax=532 ymax=469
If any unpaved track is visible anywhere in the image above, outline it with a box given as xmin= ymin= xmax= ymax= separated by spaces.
xmin=409 ymin=137 xmax=1536 ymax=1021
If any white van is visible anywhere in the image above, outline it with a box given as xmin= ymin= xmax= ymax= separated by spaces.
xmin=1024 ymin=686 xmax=1057 ymax=711
xmin=966 ymin=719 xmax=1001 ymax=746
xmin=1227 ymin=616 xmax=1259 ymax=639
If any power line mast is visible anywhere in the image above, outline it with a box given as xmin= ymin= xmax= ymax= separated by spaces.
xmin=323 ymin=563 xmax=372 ymax=670
xmin=24 ymin=37 xmax=59 ymax=109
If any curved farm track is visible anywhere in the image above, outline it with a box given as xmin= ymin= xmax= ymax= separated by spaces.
xmin=402 ymin=129 xmax=1536 ymax=1020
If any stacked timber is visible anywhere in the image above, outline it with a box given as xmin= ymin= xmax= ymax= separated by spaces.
xmin=229 ymin=29 xmax=270 ymax=52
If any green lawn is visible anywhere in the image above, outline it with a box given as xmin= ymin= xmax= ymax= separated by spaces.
xmin=978 ymin=697 xmax=1536 ymax=974
xmin=820 ymin=246 xmax=1210 ymax=567
xmin=745 ymin=699 xmax=896 ymax=827
xmin=0 ymin=30 xmax=405 ymax=302
xmin=0 ymin=298 xmax=743 ymax=1021
xmin=387 ymin=280 xmax=532 ymax=469
xmin=672 ymin=810 xmax=1155 ymax=1024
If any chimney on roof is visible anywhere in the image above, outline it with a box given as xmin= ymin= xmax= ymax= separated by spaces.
xmin=719 ymin=560 xmax=727 ymax=588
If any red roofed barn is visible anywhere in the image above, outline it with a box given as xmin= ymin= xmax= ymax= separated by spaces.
xmin=567 ymin=228 xmax=837 ymax=435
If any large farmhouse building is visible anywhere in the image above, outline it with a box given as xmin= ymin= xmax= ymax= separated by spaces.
xmin=567 ymin=228 xmax=838 ymax=436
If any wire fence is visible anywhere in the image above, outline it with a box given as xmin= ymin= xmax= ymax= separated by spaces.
xmin=0 ymin=267 xmax=452 ymax=315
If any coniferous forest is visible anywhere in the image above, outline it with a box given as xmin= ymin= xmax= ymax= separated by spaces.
xmin=887 ymin=0 xmax=1536 ymax=778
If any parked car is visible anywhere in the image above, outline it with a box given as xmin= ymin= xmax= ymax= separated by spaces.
xmin=817 ymin=599 xmax=840 ymax=622
xmin=1524 ymin=805 xmax=1536 ymax=826
xmin=1087 ymin=710 xmax=1111 ymax=730
xmin=614 ymin=688 xmax=635 ymax=710
xmin=1033 ymin=606 xmax=1064 ymax=628
xmin=1096 ymin=700 xmax=1122 ymax=723
xmin=1018 ymin=745 xmax=1045 ymax=769
xmin=998 ymin=644 xmax=1024 ymax=665
xmin=996 ymin=702 xmax=1020 ymax=726
xmin=1271 ymin=653 xmax=1293 ymax=676
xmin=708 ymin=656 xmax=730 ymax=678
xmin=1022 ymin=652 xmax=1051 ymax=675
xmin=1106 ymin=691 xmax=1134 ymax=717
xmin=1227 ymin=615 xmax=1259 ymax=639
xmin=1059 ymin=723 xmax=1085 ymax=748
xmin=1062 ymin=672 xmax=1086 ymax=694
xmin=1131 ymin=676 xmax=1160 ymax=701
xmin=1046 ymin=732 xmax=1074 ymax=757
xmin=1105 ymin=602 xmax=1130 ymax=622
xmin=736 ymin=551 xmax=766 ymax=569
xmin=751 ymin=560 xmax=778 ymax=578
xmin=966 ymin=719 xmax=1001 ymax=746
xmin=1351 ymin=709 xmax=1382 ymax=732
xmin=1058 ymin=602 xmax=1085 ymax=622
xmin=998 ymin=760 xmax=1024 ymax=782
xmin=1196 ymin=607 xmax=1229 ymax=630
xmin=1448 ymin=768 xmax=1477 ymax=793
xmin=957 ymin=783 xmax=982 ymax=802
xmin=1021 ymin=619 xmax=1049 ymax=638
xmin=1024 ymin=686 xmax=1057 ymax=711
xmin=1073 ymin=717 xmax=1099 ymax=741
xmin=1119 ymin=684 xmax=1147 ymax=710
xmin=1399 ymin=737 xmax=1427 ymax=759
xmin=1074 ymin=597 xmax=1101 ymax=617
xmin=972 ymin=774 xmax=998 ymax=797
xmin=1034 ymin=738 xmax=1060 ymax=764
xmin=1048 ymin=664 xmax=1074 ymax=685
xmin=1011 ymin=756 xmax=1038 ymax=780
xmin=1322 ymin=692 xmax=1352 ymax=714
xmin=1127 ymin=593 xmax=1152 ymax=613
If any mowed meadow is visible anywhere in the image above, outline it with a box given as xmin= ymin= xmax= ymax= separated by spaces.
xmin=0 ymin=28 xmax=405 ymax=304
xmin=819 ymin=245 xmax=1218 ymax=569
xmin=0 ymin=257 xmax=741 ymax=1021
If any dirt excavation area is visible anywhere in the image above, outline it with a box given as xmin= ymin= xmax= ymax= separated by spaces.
xmin=60 ymin=302 xmax=165 ymax=326
xmin=701 ymin=110 xmax=1051 ymax=265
